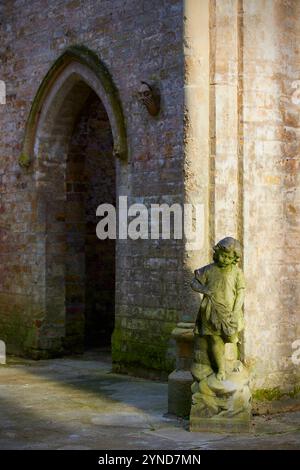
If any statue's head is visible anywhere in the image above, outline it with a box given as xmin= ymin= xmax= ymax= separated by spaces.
xmin=138 ymin=81 xmax=160 ymax=116
xmin=213 ymin=237 xmax=242 ymax=267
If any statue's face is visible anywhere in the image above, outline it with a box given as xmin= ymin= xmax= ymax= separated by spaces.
xmin=138 ymin=83 xmax=153 ymax=106
xmin=216 ymin=249 xmax=235 ymax=267
xmin=138 ymin=82 xmax=160 ymax=116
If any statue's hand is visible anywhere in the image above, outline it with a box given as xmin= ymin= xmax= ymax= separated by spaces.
xmin=231 ymin=310 xmax=239 ymax=324
xmin=202 ymin=287 xmax=212 ymax=297
xmin=190 ymin=278 xmax=202 ymax=293
xmin=190 ymin=279 xmax=211 ymax=296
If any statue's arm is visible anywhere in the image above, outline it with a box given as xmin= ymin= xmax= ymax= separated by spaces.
xmin=191 ymin=278 xmax=206 ymax=293
xmin=233 ymin=269 xmax=246 ymax=313
xmin=191 ymin=268 xmax=211 ymax=296
xmin=232 ymin=288 xmax=245 ymax=313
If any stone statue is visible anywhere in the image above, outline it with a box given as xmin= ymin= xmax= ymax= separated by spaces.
xmin=190 ymin=237 xmax=251 ymax=432
xmin=138 ymin=81 xmax=160 ymax=116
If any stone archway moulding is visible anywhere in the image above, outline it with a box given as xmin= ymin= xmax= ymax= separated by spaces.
xmin=19 ymin=45 xmax=128 ymax=167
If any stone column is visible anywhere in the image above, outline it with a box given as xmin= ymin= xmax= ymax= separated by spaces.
xmin=168 ymin=0 xmax=210 ymax=420
xmin=168 ymin=322 xmax=194 ymax=417
xmin=182 ymin=0 xmax=210 ymax=320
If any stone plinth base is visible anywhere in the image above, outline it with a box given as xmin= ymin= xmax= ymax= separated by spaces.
xmin=190 ymin=343 xmax=252 ymax=433
xmin=190 ymin=412 xmax=250 ymax=433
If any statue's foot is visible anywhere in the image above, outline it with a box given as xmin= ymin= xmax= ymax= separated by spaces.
xmin=216 ymin=370 xmax=226 ymax=381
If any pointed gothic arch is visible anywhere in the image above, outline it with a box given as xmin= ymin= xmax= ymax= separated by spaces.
xmin=19 ymin=45 xmax=127 ymax=168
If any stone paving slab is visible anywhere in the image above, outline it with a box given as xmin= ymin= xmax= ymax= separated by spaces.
xmin=0 ymin=352 xmax=299 ymax=450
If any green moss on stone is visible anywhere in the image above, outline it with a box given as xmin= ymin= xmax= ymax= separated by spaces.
xmin=18 ymin=153 xmax=31 ymax=168
xmin=0 ymin=312 xmax=38 ymax=356
xmin=295 ymin=385 xmax=300 ymax=395
xmin=1 ymin=308 xmax=64 ymax=359
xmin=112 ymin=324 xmax=176 ymax=374
xmin=253 ymin=386 xmax=300 ymax=402
xmin=253 ymin=387 xmax=284 ymax=402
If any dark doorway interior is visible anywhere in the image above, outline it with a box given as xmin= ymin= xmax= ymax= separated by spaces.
xmin=65 ymin=89 xmax=115 ymax=352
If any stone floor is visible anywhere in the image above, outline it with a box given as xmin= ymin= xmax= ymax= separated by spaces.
xmin=0 ymin=350 xmax=299 ymax=450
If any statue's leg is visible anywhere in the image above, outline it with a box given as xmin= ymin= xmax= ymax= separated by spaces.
xmin=227 ymin=333 xmax=239 ymax=360
xmin=210 ymin=335 xmax=225 ymax=380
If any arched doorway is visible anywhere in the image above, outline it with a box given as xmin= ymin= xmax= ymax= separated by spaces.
xmin=20 ymin=47 xmax=127 ymax=357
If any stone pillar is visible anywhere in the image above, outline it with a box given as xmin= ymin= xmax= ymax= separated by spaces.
xmin=168 ymin=322 xmax=194 ymax=417
xmin=182 ymin=0 xmax=210 ymax=322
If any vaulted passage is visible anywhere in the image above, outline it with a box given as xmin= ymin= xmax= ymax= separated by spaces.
xmin=32 ymin=74 xmax=117 ymax=356
xmin=65 ymin=89 xmax=116 ymax=352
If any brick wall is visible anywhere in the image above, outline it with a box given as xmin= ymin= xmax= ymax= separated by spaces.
xmin=0 ymin=0 xmax=184 ymax=374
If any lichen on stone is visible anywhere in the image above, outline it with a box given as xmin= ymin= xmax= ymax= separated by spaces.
xmin=18 ymin=153 xmax=31 ymax=168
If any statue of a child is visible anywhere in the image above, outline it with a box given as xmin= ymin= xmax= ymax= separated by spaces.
xmin=191 ymin=237 xmax=245 ymax=381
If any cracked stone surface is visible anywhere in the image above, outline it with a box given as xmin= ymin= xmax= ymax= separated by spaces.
xmin=0 ymin=351 xmax=299 ymax=450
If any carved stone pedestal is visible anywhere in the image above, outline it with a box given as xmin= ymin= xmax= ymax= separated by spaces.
xmin=190 ymin=343 xmax=251 ymax=432
xmin=168 ymin=322 xmax=194 ymax=417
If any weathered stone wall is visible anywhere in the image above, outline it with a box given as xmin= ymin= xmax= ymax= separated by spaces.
xmin=182 ymin=0 xmax=300 ymax=401
xmin=0 ymin=0 xmax=184 ymax=373
xmin=242 ymin=0 xmax=300 ymax=401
